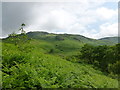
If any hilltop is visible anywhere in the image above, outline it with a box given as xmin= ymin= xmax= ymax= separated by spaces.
xmin=26 ymin=31 xmax=118 ymax=45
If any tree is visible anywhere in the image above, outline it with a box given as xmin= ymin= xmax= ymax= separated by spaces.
xmin=115 ymin=44 xmax=120 ymax=61
xmin=19 ymin=23 xmax=26 ymax=34
xmin=80 ymin=44 xmax=94 ymax=64
xmin=108 ymin=61 xmax=120 ymax=74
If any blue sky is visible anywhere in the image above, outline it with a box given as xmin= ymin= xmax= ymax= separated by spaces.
xmin=2 ymin=0 xmax=118 ymax=39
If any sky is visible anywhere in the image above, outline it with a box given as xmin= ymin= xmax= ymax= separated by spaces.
xmin=1 ymin=0 xmax=118 ymax=39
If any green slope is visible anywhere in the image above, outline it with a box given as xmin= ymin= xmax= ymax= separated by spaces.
xmin=2 ymin=32 xmax=118 ymax=58
xmin=26 ymin=32 xmax=119 ymax=56
xmin=99 ymin=37 xmax=119 ymax=44
xmin=2 ymin=42 xmax=118 ymax=88
xmin=26 ymin=31 xmax=118 ymax=45
xmin=2 ymin=34 xmax=119 ymax=88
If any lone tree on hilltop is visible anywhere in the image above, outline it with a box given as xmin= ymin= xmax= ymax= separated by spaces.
xmin=19 ymin=23 xmax=26 ymax=34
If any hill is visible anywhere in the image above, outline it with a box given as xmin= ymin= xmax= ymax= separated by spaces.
xmin=2 ymin=40 xmax=118 ymax=88
xmin=2 ymin=31 xmax=119 ymax=89
xmin=2 ymin=31 xmax=116 ymax=58
xmin=26 ymin=31 xmax=118 ymax=45
xmin=99 ymin=37 xmax=119 ymax=44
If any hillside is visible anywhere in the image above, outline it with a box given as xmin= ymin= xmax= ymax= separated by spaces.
xmin=99 ymin=37 xmax=119 ymax=44
xmin=26 ymin=31 xmax=118 ymax=45
xmin=4 ymin=31 xmax=117 ymax=57
xmin=2 ymin=32 xmax=119 ymax=89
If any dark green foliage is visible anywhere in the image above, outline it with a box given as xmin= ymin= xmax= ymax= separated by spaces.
xmin=49 ymin=49 xmax=54 ymax=53
xmin=80 ymin=43 xmax=120 ymax=75
xmin=80 ymin=44 xmax=95 ymax=64
xmin=21 ymin=23 xmax=26 ymax=26
xmin=108 ymin=61 xmax=120 ymax=75
xmin=55 ymin=35 xmax=65 ymax=41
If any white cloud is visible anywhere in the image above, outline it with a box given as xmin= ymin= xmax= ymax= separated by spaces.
xmin=99 ymin=23 xmax=118 ymax=37
xmin=41 ymin=9 xmax=77 ymax=30
xmin=26 ymin=7 xmax=77 ymax=32
xmin=91 ymin=23 xmax=118 ymax=39
xmin=78 ymin=23 xmax=118 ymax=39
xmin=96 ymin=7 xmax=117 ymax=20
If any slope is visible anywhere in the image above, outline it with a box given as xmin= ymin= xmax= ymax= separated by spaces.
xmin=3 ymin=32 xmax=118 ymax=57
xmin=2 ymin=41 xmax=118 ymax=88
xmin=26 ymin=31 xmax=118 ymax=45
xmin=99 ymin=37 xmax=119 ymax=44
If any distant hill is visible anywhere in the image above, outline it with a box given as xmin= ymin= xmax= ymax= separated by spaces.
xmin=99 ymin=37 xmax=119 ymax=44
xmin=26 ymin=31 xmax=118 ymax=45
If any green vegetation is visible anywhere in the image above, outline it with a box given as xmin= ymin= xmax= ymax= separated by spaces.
xmin=1 ymin=32 xmax=119 ymax=89
xmin=80 ymin=44 xmax=120 ymax=76
xmin=99 ymin=37 xmax=119 ymax=44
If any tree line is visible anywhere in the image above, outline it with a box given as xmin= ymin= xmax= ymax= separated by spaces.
xmin=80 ymin=43 xmax=120 ymax=76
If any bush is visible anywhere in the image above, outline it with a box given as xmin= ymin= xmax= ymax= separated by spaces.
xmin=80 ymin=44 xmax=119 ymax=73
xmin=108 ymin=61 xmax=120 ymax=75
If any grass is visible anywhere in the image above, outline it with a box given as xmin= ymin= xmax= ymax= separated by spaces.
xmin=2 ymin=35 xmax=118 ymax=88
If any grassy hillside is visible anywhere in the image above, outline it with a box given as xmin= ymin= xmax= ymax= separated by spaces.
xmin=99 ymin=37 xmax=119 ymax=44
xmin=2 ymin=32 xmax=119 ymax=89
xmin=3 ymin=31 xmax=117 ymax=57
xmin=27 ymin=31 xmax=118 ymax=46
